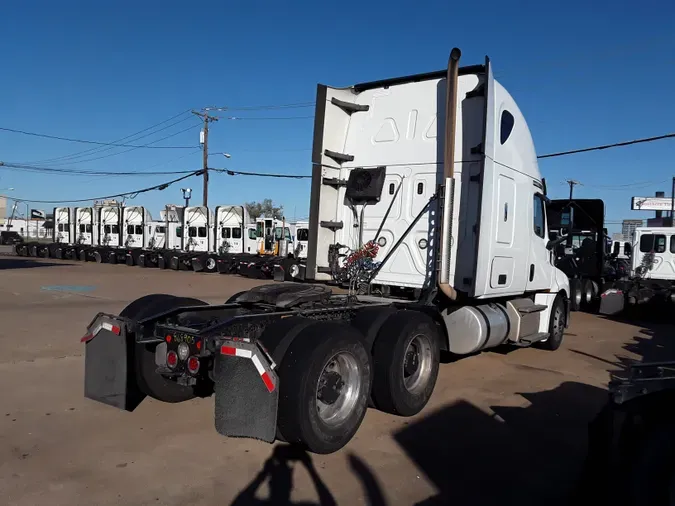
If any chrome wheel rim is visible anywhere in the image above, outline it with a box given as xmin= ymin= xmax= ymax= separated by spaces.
xmin=206 ymin=258 xmax=216 ymax=270
xmin=316 ymin=352 xmax=362 ymax=426
xmin=403 ymin=334 xmax=433 ymax=394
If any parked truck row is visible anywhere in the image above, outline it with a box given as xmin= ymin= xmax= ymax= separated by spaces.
xmin=81 ymin=48 xmax=573 ymax=454
xmin=14 ymin=204 xmax=310 ymax=281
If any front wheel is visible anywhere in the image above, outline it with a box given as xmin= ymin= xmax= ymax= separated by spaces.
xmin=276 ymin=321 xmax=372 ymax=454
xmin=371 ymin=310 xmax=441 ymax=416
xmin=204 ymin=255 xmax=218 ymax=273
xmin=537 ymin=294 xmax=566 ymax=351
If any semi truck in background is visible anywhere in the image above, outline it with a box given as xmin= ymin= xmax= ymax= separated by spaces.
xmin=81 ymin=48 xmax=571 ymax=454
xmin=546 ymin=198 xmax=625 ymax=312
xmin=601 ymin=226 xmax=675 ymax=315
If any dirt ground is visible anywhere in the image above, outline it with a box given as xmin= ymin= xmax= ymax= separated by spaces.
xmin=0 ymin=256 xmax=671 ymax=506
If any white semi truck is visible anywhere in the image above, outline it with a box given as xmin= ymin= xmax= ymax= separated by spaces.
xmin=82 ymin=48 xmax=570 ymax=454
xmin=600 ymin=226 xmax=675 ymax=315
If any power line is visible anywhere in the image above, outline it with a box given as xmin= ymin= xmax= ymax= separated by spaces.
xmin=24 ymin=109 xmax=194 ymax=165
xmin=538 ymin=132 xmax=675 ymax=159
xmin=42 ymin=123 xmax=201 ymax=166
xmin=4 ymin=170 xmax=204 ymax=204
xmin=212 ymin=168 xmax=311 ymax=179
xmin=0 ymin=125 xmax=197 ymax=149
xmin=207 ymin=102 xmax=315 ymax=111
xmin=217 ymin=115 xmax=314 ymax=121
xmin=40 ymin=115 xmax=198 ymax=166
xmin=0 ymin=161 xmax=196 ymax=176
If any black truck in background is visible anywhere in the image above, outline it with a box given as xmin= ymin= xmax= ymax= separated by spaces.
xmin=547 ymin=199 xmax=628 ymax=312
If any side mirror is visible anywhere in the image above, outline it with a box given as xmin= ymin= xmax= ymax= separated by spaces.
xmin=546 ymin=234 xmax=569 ymax=251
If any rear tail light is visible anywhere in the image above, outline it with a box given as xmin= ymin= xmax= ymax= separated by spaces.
xmin=166 ymin=350 xmax=178 ymax=369
xmin=187 ymin=356 xmax=200 ymax=375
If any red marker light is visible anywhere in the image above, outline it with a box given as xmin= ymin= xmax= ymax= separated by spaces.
xmin=166 ymin=335 xmax=172 ymax=343
xmin=196 ymin=340 xmax=201 ymax=350
xmin=166 ymin=351 xmax=178 ymax=368
xmin=187 ymin=356 xmax=200 ymax=374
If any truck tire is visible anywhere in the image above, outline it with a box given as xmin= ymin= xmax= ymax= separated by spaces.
xmin=570 ymin=278 xmax=582 ymax=311
xmin=371 ymin=310 xmax=441 ymax=416
xmin=204 ymin=255 xmax=218 ymax=273
xmin=536 ymin=294 xmax=566 ymax=351
xmin=120 ymin=294 xmax=208 ymax=403
xmin=276 ymin=321 xmax=372 ymax=454
xmin=627 ymin=421 xmax=675 ymax=505
xmin=581 ymin=278 xmax=594 ymax=308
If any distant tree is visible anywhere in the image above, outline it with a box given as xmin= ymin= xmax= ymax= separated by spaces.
xmin=245 ymin=199 xmax=284 ymax=221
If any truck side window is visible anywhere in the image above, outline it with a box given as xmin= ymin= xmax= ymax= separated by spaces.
xmin=297 ymin=229 xmax=309 ymax=241
xmin=156 ymin=226 xmax=165 ymax=234
xmin=256 ymin=223 xmax=263 ymax=238
xmin=176 ymin=226 xmax=182 ymax=237
xmin=533 ymin=194 xmax=546 ymax=238
xmin=612 ymin=242 xmax=620 ymax=256
xmin=198 ymin=227 xmax=207 ymax=238
xmin=127 ymin=225 xmax=134 ymax=234
xmin=189 ymin=227 xmax=197 ymax=238
xmin=249 ymin=228 xmax=257 ymax=240
xmin=670 ymin=236 xmax=675 ymax=254
xmin=640 ymin=234 xmax=666 ymax=253
xmin=104 ymin=225 xmax=111 ymax=234
xmin=135 ymin=225 xmax=143 ymax=235
xmin=112 ymin=225 xmax=119 ymax=234
xmin=624 ymin=243 xmax=631 ymax=256
xmin=285 ymin=227 xmax=291 ymax=241
xmin=86 ymin=224 xmax=92 ymax=233
xmin=221 ymin=228 xmax=231 ymax=239
xmin=232 ymin=227 xmax=242 ymax=239
xmin=80 ymin=224 xmax=86 ymax=233
xmin=500 ymin=110 xmax=515 ymax=145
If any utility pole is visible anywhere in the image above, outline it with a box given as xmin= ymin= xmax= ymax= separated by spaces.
xmin=192 ymin=110 xmax=219 ymax=207
xmin=565 ymin=179 xmax=582 ymax=200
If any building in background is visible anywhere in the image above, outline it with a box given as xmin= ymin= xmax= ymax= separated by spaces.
xmin=622 ymin=219 xmax=643 ymax=241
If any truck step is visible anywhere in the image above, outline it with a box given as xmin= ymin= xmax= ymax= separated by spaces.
xmin=517 ymin=304 xmax=548 ymax=314
xmin=516 ymin=332 xmax=549 ymax=346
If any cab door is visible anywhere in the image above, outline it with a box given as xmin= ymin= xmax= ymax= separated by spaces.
xmin=526 ymin=192 xmax=554 ymax=291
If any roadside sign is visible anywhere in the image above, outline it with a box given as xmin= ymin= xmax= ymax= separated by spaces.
xmin=631 ymin=197 xmax=674 ymax=211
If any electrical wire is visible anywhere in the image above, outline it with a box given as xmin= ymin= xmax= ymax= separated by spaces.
xmin=208 ymin=102 xmax=315 ymax=111
xmin=43 ymin=123 xmax=201 ymax=166
xmin=217 ymin=115 xmax=314 ymax=121
xmin=0 ymin=161 xmax=196 ymax=176
xmin=41 ymin=115 xmax=198 ymax=166
xmin=24 ymin=109 xmax=194 ymax=164
xmin=538 ymin=133 xmax=675 ymax=159
xmin=0 ymin=125 xmax=197 ymax=149
xmin=212 ymin=168 xmax=311 ymax=179
xmin=5 ymin=170 xmax=204 ymax=204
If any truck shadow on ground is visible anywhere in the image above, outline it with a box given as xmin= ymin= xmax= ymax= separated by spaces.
xmin=0 ymin=258 xmax=74 ymax=270
xmin=230 ymin=444 xmax=386 ymax=506
xmin=394 ymin=381 xmax=607 ymax=506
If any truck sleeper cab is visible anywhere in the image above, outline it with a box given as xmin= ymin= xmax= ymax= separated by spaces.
xmin=192 ymin=205 xmax=249 ymax=274
xmin=82 ymin=48 xmax=570 ymax=455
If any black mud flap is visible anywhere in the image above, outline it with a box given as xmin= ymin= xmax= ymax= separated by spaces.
xmin=192 ymin=256 xmax=204 ymax=272
xmin=214 ymin=341 xmax=279 ymax=443
xmin=599 ymin=289 xmax=625 ymax=316
xmin=83 ymin=316 xmax=144 ymax=411
xmin=125 ymin=254 xmax=134 ymax=266
xmin=170 ymin=256 xmax=180 ymax=270
xmin=137 ymin=253 xmax=147 ymax=267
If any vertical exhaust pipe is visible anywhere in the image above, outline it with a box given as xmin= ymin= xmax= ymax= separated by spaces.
xmin=438 ymin=47 xmax=461 ymax=301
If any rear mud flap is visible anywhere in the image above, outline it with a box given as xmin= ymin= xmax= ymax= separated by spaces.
xmin=192 ymin=257 xmax=204 ymax=272
xmin=83 ymin=318 xmax=144 ymax=411
xmin=599 ymin=290 xmax=625 ymax=316
xmin=214 ymin=344 xmax=279 ymax=443
xmin=125 ymin=254 xmax=134 ymax=266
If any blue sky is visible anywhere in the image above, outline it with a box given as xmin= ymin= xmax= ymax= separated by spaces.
xmin=0 ymin=0 xmax=673 ymax=233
